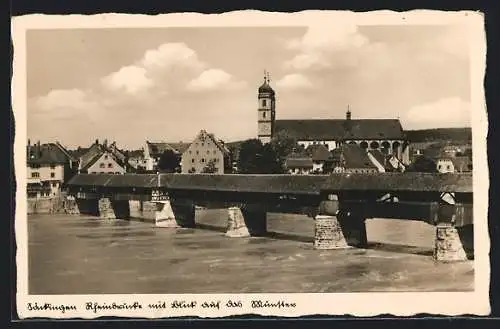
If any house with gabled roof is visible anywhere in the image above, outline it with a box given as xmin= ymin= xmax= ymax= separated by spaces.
xmin=27 ymin=140 xmax=77 ymax=198
xmin=330 ymin=144 xmax=379 ymax=174
xmin=77 ymin=139 xmax=128 ymax=175
xmin=181 ymin=130 xmax=230 ymax=174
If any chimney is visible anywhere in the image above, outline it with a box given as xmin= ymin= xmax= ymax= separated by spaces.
xmin=346 ymin=109 xmax=351 ymax=120
xmin=95 ymin=139 xmax=99 ymax=145
xmin=37 ymin=141 xmax=42 ymax=158
xmin=104 ymin=139 xmax=108 ymax=148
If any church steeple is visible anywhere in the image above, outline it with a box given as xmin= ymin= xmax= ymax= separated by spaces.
xmin=257 ymin=70 xmax=276 ymax=144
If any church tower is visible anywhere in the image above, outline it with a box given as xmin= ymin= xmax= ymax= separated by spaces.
xmin=257 ymin=71 xmax=276 ymax=144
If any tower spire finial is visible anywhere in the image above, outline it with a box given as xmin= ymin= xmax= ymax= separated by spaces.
xmin=267 ymin=71 xmax=271 ymax=84
xmin=264 ymin=69 xmax=268 ymax=83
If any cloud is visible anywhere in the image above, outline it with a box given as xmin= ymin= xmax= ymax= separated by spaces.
xmin=101 ymin=65 xmax=154 ymax=94
xmin=402 ymin=97 xmax=471 ymax=129
xmin=35 ymin=88 xmax=90 ymax=111
xmin=285 ymin=24 xmax=368 ymax=70
xmin=140 ymin=42 xmax=205 ymax=71
xmin=187 ymin=68 xmax=247 ymax=92
xmin=275 ymin=73 xmax=314 ymax=90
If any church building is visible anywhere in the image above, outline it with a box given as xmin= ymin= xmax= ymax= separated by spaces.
xmin=257 ymin=73 xmax=410 ymax=165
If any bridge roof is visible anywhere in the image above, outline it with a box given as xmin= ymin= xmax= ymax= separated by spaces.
xmin=67 ymin=174 xmax=159 ymax=188
xmin=67 ymin=173 xmax=473 ymax=194
xmin=321 ymin=172 xmax=473 ymax=193
xmin=159 ymin=174 xmax=327 ymax=194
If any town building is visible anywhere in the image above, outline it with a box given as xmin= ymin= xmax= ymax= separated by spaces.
xmin=27 ymin=140 xmax=77 ymax=198
xmin=330 ymin=144 xmax=379 ymax=174
xmin=436 ymin=156 xmax=472 ymax=173
xmin=77 ymin=139 xmax=128 ymax=174
xmin=256 ymin=73 xmax=410 ymax=165
xmin=181 ymin=130 xmax=230 ymax=174
xmin=284 ymin=152 xmax=314 ymax=175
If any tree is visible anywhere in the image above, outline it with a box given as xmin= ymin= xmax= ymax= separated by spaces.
xmin=406 ymin=156 xmax=437 ymax=173
xmin=270 ymin=130 xmax=300 ymax=160
xmin=202 ymin=159 xmax=218 ymax=173
xmin=237 ymin=139 xmax=283 ymax=174
xmin=157 ymin=150 xmax=180 ymax=173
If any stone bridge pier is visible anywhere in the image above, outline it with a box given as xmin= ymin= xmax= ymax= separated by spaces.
xmin=129 ymin=199 xmax=196 ymax=228
xmin=313 ymin=195 xmax=368 ymax=249
xmin=225 ymin=204 xmax=267 ymax=238
xmin=433 ymin=203 xmax=471 ymax=262
xmin=98 ymin=198 xmax=130 ymax=219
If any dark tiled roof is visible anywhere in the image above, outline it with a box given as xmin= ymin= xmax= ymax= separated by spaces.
xmin=368 ymin=149 xmax=386 ymax=166
xmin=309 ymin=144 xmax=331 ymax=162
xmin=275 ymin=119 xmax=405 ymax=141
xmin=79 ymin=144 xmax=103 ymax=169
xmin=285 ymin=157 xmax=314 ymax=169
xmin=27 ymin=143 xmax=73 ymax=165
xmin=342 ymin=144 xmax=378 ymax=170
xmin=127 ymin=150 xmax=144 ymax=158
xmin=168 ymin=142 xmax=190 ymax=154
xmin=146 ymin=142 xmax=178 ymax=157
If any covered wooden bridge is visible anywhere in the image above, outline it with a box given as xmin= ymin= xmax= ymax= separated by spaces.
xmin=65 ymin=172 xmax=474 ymax=262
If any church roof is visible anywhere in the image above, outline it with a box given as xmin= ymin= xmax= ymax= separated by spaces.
xmin=275 ymin=119 xmax=405 ymax=141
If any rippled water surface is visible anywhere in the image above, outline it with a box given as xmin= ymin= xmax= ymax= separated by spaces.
xmin=28 ymin=211 xmax=474 ymax=294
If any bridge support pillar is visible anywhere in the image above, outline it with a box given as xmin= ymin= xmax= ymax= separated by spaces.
xmin=64 ymin=195 xmax=80 ymax=215
xmin=98 ymin=198 xmax=116 ymax=219
xmin=226 ymin=207 xmax=250 ymax=237
xmin=225 ymin=205 xmax=267 ymax=238
xmin=433 ymin=203 xmax=468 ymax=262
xmin=313 ymin=198 xmax=368 ymax=249
xmin=154 ymin=201 xmax=179 ymax=228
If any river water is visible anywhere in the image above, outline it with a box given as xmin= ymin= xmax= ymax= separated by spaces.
xmin=27 ymin=211 xmax=474 ymax=294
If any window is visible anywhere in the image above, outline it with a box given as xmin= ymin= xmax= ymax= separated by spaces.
xmin=91 ymin=172 xmax=96 ymax=174
xmin=207 ymin=150 xmax=210 ymax=154
xmin=191 ymin=159 xmax=195 ymax=163
xmin=31 ymin=172 xmax=39 ymax=178
xmin=99 ymin=163 xmax=105 ymax=168
xmin=263 ymin=112 xmax=266 ymax=119
xmin=104 ymin=155 xmax=108 ymax=160
xmin=446 ymin=165 xmax=451 ymax=170
xmin=438 ymin=165 xmax=442 ymax=170
xmin=196 ymin=151 xmax=199 ymax=155
xmin=108 ymin=163 xmax=113 ymax=168
xmin=52 ymin=182 xmax=57 ymax=187
xmin=50 ymin=164 xmax=55 ymax=169
xmin=189 ymin=150 xmax=192 ymax=154
xmin=50 ymin=172 xmax=55 ymax=178
xmin=262 ymin=99 xmax=267 ymax=107
xmin=201 ymin=158 xmax=205 ymax=163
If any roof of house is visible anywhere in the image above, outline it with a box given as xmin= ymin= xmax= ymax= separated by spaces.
xmin=285 ymin=157 xmax=314 ymax=169
xmin=169 ymin=142 xmax=191 ymax=154
xmin=186 ymin=130 xmax=230 ymax=155
xmin=80 ymin=150 xmax=125 ymax=171
xmin=338 ymin=144 xmax=378 ymax=170
xmin=306 ymin=144 xmax=331 ymax=162
xmin=275 ymin=119 xmax=405 ymax=141
xmin=79 ymin=144 xmax=103 ymax=169
xmin=368 ymin=149 xmax=386 ymax=166
xmin=146 ymin=141 xmax=178 ymax=157
xmin=127 ymin=149 xmax=144 ymax=158
xmin=27 ymin=143 xmax=74 ymax=165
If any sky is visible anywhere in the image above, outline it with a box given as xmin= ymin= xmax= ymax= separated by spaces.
xmin=26 ymin=25 xmax=472 ymax=149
